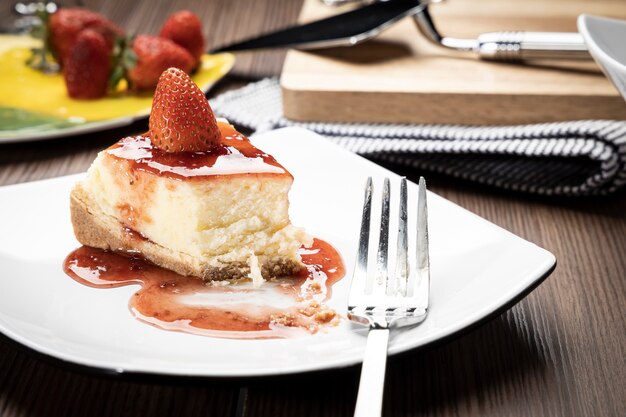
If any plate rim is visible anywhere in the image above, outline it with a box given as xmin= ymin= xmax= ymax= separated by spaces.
xmin=0 ymin=127 xmax=557 ymax=378
xmin=0 ymin=259 xmax=555 ymax=381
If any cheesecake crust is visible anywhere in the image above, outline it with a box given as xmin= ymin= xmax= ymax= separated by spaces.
xmin=70 ymin=184 xmax=304 ymax=281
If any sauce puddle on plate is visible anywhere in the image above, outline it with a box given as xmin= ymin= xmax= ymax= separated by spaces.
xmin=64 ymin=239 xmax=345 ymax=339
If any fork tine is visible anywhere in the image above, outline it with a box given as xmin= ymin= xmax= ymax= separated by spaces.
xmin=414 ymin=177 xmax=430 ymax=303
xmin=358 ymin=177 xmax=374 ymax=295
xmin=378 ymin=178 xmax=390 ymax=288
xmin=393 ymin=177 xmax=409 ymax=296
xmin=407 ymin=176 xmax=429 ymax=300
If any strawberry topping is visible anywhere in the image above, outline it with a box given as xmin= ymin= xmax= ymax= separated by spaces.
xmin=149 ymin=68 xmax=221 ymax=153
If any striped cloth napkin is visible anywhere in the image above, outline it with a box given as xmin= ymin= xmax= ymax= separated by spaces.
xmin=211 ymin=78 xmax=626 ymax=196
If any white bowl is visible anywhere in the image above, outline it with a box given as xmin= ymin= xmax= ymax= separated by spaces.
xmin=578 ymin=14 xmax=626 ymax=102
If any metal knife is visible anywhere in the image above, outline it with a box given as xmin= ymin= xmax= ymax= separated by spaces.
xmin=212 ymin=0 xmax=590 ymax=62
xmin=211 ymin=0 xmax=430 ymax=53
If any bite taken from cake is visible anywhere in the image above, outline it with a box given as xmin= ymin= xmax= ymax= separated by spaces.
xmin=69 ymin=67 xmax=312 ymax=286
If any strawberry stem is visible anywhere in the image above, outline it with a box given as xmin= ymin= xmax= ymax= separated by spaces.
xmin=109 ymin=34 xmax=137 ymax=90
xmin=25 ymin=6 xmax=60 ymax=74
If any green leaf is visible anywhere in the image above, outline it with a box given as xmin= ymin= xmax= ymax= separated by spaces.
xmin=109 ymin=65 xmax=124 ymax=89
xmin=108 ymin=32 xmax=137 ymax=91
xmin=0 ymin=107 xmax=78 ymax=132
xmin=122 ymin=48 xmax=138 ymax=69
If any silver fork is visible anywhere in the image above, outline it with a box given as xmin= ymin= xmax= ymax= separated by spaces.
xmin=348 ymin=176 xmax=430 ymax=417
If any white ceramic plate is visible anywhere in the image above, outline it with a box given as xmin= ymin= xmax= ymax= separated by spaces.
xmin=0 ymin=127 xmax=555 ymax=377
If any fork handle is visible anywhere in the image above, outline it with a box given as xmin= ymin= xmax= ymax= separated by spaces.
xmin=354 ymin=328 xmax=390 ymax=417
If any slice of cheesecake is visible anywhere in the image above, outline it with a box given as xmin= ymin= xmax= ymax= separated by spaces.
xmin=70 ymin=68 xmax=312 ymax=285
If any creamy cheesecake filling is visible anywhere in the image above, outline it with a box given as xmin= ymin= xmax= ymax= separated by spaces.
xmin=84 ymin=154 xmax=310 ymax=245
xmin=76 ymin=122 xmax=312 ymax=285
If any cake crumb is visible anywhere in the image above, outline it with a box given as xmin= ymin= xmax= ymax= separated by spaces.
xmin=247 ymin=252 xmax=265 ymax=288
xmin=314 ymin=310 xmax=336 ymax=323
xmin=270 ymin=312 xmax=296 ymax=327
xmin=299 ymin=307 xmax=315 ymax=317
xmin=207 ymin=280 xmax=231 ymax=287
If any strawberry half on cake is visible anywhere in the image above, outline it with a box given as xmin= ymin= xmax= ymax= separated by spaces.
xmin=69 ymin=68 xmax=312 ymax=285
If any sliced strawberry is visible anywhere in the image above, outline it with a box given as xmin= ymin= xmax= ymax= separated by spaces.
xmin=159 ymin=10 xmax=205 ymax=68
xmin=128 ymin=35 xmax=194 ymax=91
xmin=49 ymin=8 xmax=124 ymax=66
xmin=64 ymin=29 xmax=111 ymax=99
xmin=149 ymin=67 xmax=220 ymax=153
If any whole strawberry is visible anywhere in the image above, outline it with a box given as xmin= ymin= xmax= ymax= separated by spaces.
xmin=159 ymin=10 xmax=205 ymax=68
xmin=128 ymin=35 xmax=194 ymax=90
xmin=149 ymin=68 xmax=221 ymax=152
xmin=64 ymin=29 xmax=111 ymax=99
xmin=49 ymin=8 xmax=124 ymax=65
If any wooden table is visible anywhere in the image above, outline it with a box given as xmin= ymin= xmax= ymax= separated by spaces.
xmin=1 ymin=1 xmax=625 ymax=416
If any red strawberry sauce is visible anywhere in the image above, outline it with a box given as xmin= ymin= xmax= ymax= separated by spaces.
xmin=64 ymin=239 xmax=345 ymax=339
xmin=106 ymin=121 xmax=290 ymax=180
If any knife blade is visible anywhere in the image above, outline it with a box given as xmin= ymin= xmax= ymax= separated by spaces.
xmin=211 ymin=0 xmax=428 ymax=53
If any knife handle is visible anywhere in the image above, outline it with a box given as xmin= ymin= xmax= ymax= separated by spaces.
xmin=476 ymin=31 xmax=590 ymax=61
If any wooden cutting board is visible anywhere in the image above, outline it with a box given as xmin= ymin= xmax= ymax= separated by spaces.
xmin=281 ymin=0 xmax=626 ymax=125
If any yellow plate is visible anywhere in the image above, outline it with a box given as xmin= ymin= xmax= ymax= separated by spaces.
xmin=0 ymin=35 xmax=235 ymax=143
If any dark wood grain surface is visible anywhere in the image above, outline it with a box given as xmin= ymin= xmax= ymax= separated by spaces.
xmin=1 ymin=1 xmax=625 ymax=416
